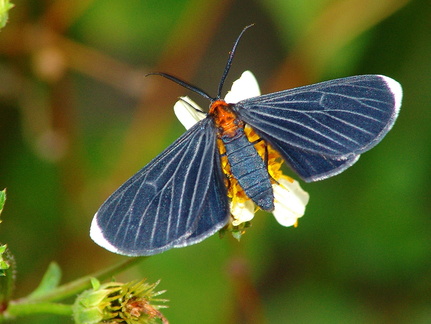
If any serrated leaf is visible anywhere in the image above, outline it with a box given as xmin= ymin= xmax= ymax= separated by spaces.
xmin=28 ymin=262 xmax=62 ymax=299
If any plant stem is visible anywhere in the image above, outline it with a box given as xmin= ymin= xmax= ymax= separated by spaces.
xmin=5 ymin=302 xmax=73 ymax=317
xmin=18 ymin=257 xmax=147 ymax=304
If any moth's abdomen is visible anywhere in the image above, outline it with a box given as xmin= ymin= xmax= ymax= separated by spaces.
xmin=223 ymin=129 xmax=274 ymax=211
xmin=210 ymin=99 xmax=274 ymax=210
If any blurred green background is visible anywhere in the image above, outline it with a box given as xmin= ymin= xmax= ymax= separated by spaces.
xmin=0 ymin=0 xmax=430 ymax=323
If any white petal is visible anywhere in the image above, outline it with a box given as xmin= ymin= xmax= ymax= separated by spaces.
xmin=272 ymin=178 xmax=309 ymax=227
xmin=230 ymin=199 xmax=255 ymax=226
xmin=173 ymin=96 xmax=206 ymax=130
xmin=224 ymin=71 xmax=261 ymax=104
xmin=174 ymin=71 xmax=260 ymax=129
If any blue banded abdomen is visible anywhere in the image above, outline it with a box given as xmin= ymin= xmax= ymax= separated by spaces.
xmin=222 ymin=129 xmax=274 ymax=211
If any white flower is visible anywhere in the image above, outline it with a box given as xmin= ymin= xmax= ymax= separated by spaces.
xmin=230 ymin=199 xmax=255 ymax=226
xmin=224 ymin=70 xmax=261 ymax=103
xmin=173 ymin=97 xmax=206 ymax=130
xmin=174 ymin=71 xmax=309 ymax=229
xmin=272 ymin=178 xmax=309 ymax=227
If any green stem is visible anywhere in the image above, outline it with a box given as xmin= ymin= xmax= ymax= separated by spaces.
xmin=5 ymin=302 xmax=73 ymax=318
xmin=17 ymin=257 xmax=147 ymax=304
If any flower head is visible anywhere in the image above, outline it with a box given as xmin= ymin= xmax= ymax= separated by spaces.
xmin=73 ymin=278 xmax=168 ymax=324
xmin=174 ymin=71 xmax=309 ymax=237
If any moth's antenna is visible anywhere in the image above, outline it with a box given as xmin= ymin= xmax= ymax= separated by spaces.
xmin=146 ymin=72 xmax=214 ymax=101
xmin=216 ymin=24 xmax=254 ymax=100
xmin=147 ymin=24 xmax=254 ymax=102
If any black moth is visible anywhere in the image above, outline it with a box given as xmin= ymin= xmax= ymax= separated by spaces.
xmin=91 ymin=26 xmax=402 ymax=256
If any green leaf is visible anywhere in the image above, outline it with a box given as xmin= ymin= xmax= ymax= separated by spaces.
xmin=0 ymin=244 xmax=15 ymax=305
xmin=0 ymin=188 xmax=5 ymax=221
xmin=0 ymin=0 xmax=14 ymax=29
xmin=0 ymin=189 xmax=11 ymax=275
xmin=0 ymin=245 xmax=9 ymax=275
xmin=28 ymin=262 xmax=62 ymax=299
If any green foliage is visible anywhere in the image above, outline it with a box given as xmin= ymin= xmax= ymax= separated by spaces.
xmin=0 ymin=189 xmax=5 ymax=216
xmin=0 ymin=244 xmax=15 ymax=307
xmin=0 ymin=245 xmax=10 ymax=276
xmin=0 ymin=190 xmax=15 ymax=315
xmin=28 ymin=262 xmax=62 ymax=299
xmin=0 ymin=0 xmax=13 ymax=29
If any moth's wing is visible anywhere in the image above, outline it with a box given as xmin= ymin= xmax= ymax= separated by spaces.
xmin=173 ymin=139 xmax=229 ymax=247
xmin=270 ymin=142 xmax=360 ymax=182
xmin=175 ymin=162 xmax=229 ymax=246
xmin=236 ymin=75 xmax=402 ymax=181
xmin=90 ymin=118 xmax=229 ymax=256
